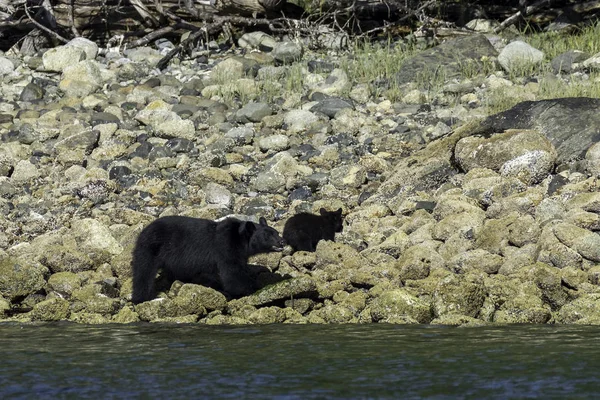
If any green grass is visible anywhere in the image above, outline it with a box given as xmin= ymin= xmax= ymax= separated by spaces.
xmin=526 ymin=21 xmax=600 ymax=60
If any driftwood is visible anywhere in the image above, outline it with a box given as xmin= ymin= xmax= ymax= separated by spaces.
xmin=1 ymin=0 xmax=600 ymax=54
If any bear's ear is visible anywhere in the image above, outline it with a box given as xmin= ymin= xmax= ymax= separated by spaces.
xmin=259 ymin=217 xmax=268 ymax=226
xmin=319 ymin=208 xmax=327 ymax=216
xmin=335 ymin=208 xmax=342 ymax=215
xmin=239 ymin=221 xmax=257 ymax=236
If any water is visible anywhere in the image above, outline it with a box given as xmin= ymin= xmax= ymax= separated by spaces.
xmin=1 ymin=323 xmax=599 ymax=399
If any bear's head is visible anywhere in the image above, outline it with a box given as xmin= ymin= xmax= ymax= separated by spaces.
xmin=320 ymin=208 xmax=344 ymax=233
xmin=241 ymin=217 xmax=286 ymax=255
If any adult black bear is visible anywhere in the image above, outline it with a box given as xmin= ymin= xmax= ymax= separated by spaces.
xmin=283 ymin=208 xmax=344 ymax=252
xmin=131 ymin=216 xmax=286 ymax=304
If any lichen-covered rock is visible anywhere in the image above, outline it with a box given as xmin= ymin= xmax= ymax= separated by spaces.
xmin=0 ymin=296 xmax=10 ymax=317
xmin=172 ymin=284 xmax=226 ymax=312
xmin=112 ymin=306 xmax=140 ymax=323
xmin=430 ymin=314 xmax=486 ymax=326
xmin=448 ymin=249 xmax=504 ymax=275
xmin=555 ymin=294 xmax=600 ymax=324
xmin=70 ymin=218 xmax=124 ymax=259
xmin=315 ymin=240 xmax=367 ymax=270
xmin=0 ymin=256 xmax=46 ymax=301
xmin=433 ymin=273 xmax=486 ymax=318
xmin=492 ymin=281 xmax=551 ymax=324
xmin=553 ymin=222 xmax=600 ymax=262
xmin=248 ymin=306 xmax=287 ymax=324
xmin=310 ymin=304 xmax=356 ymax=323
xmin=31 ymin=298 xmax=71 ymax=321
xmin=69 ymin=312 xmax=110 ymax=324
xmin=395 ymin=243 xmax=445 ymax=281
xmin=454 ymin=129 xmax=556 ymax=175
xmin=517 ymin=263 xmax=568 ymax=311
xmin=370 ymin=289 xmax=433 ymax=323
xmin=47 ymin=272 xmax=82 ymax=296
xmin=244 ymin=276 xmax=317 ymax=307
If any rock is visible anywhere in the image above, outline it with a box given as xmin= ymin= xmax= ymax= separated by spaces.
xmin=395 ymin=35 xmax=497 ymax=85
xmin=433 ymin=274 xmax=486 ymax=318
xmin=370 ymin=289 xmax=433 ymax=323
xmin=238 ymin=32 xmax=277 ymax=51
xmin=0 ymin=57 xmax=15 ymax=75
xmin=43 ymin=46 xmax=87 ymax=72
xmin=244 ymin=276 xmax=317 ymax=307
xmin=272 ymin=41 xmax=303 ymax=64
xmin=454 ymin=129 xmax=556 ymax=178
xmin=71 ymin=218 xmax=124 ymax=257
xmin=498 ymin=41 xmax=544 ymax=72
xmin=480 ymin=98 xmax=600 ymax=164
xmin=31 ymin=298 xmax=71 ymax=321
xmin=283 ymin=110 xmax=319 ymax=133
xmin=582 ymin=52 xmax=600 ymax=70
xmin=0 ymin=256 xmax=46 ymax=301
xmin=310 ymin=97 xmax=353 ymax=118
xmin=258 ymin=135 xmax=290 ymax=152
xmin=204 ymin=182 xmax=233 ymax=208
xmin=10 ymin=160 xmax=41 ymax=182
xmin=553 ymin=222 xmax=600 ymax=262
xmin=67 ymin=37 xmax=99 ymax=60
xmin=555 ymin=294 xmax=600 ymax=324
xmin=551 ymin=50 xmax=590 ymax=74
xmin=19 ymin=82 xmax=44 ymax=101
xmin=313 ymin=69 xmax=351 ymax=97
xmin=448 ymin=249 xmax=504 ymax=275
xmin=236 ymin=102 xmax=272 ymax=122
xmin=395 ymin=243 xmax=445 ymax=281
xmin=248 ymin=306 xmax=287 ymax=324
xmin=59 ymin=60 xmax=104 ymax=97
xmin=47 ymin=272 xmax=83 ymax=296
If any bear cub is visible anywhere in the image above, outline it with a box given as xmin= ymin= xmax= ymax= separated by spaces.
xmin=283 ymin=208 xmax=344 ymax=252
xmin=131 ymin=216 xmax=285 ymax=304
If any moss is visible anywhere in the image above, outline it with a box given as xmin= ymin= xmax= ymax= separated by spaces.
xmin=370 ymin=289 xmax=433 ymax=323
xmin=0 ymin=256 xmax=46 ymax=301
xmin=31 ymin=298 xmax=70 ymax=321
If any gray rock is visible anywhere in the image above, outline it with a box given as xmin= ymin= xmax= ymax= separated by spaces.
xmin=204 ymin=182 xmax=233 ymax=208
xmin=258 ymin=135 xmax=290 ymax=152
xmin=238 ymin=32 xmax=277 ymax=51
xmin=0 ymin=57 xmax=15 ymax=75
xmin=497 ymin=41 xmax=544 ymax=72
xmin=224 ymin=126 xmax=255 ymax=145
xmin=272 ymin=41 xmax=303 ymax=64
xmin=283 ymin=110 xmax=319 ymax=133
xmin=310 ymin=98 xmax=353 ymax=118
xmin=481 ymin=98 xmax=600 ymax=164
xmin=19 ymin=82 xmax=44 ymax=101
xmin=67 ymin=37 xmax=99 ymax=60
xmin=395 ymin=35 xmax=497 ymax=85
xmin=59 ymin=60 xmax=104 ymax=97
xmin=43 ymin=46 xmax=86 ymax=72
xmin=551 ymin=50 xmax=590 ymax=74
xmin=236 ymin=102 xmax=272 ymax=123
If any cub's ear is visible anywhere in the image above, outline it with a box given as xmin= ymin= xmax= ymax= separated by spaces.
xmin=319 ymin=208 xmax=327 ymax=216
xmin=239 ymin=221 xmax=257 ymax=236
xmin=259 ymin=216 xmax=268 ymax=226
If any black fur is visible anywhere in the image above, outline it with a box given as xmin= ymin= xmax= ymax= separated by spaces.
xmin=131 ymin=216 xmax=285 ymax=304
xmin=283 ymin=208 xmax=344 ymax=252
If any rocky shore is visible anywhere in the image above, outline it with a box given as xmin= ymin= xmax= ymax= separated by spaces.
xmin=2 ymin=28 xmax=600 ymax=325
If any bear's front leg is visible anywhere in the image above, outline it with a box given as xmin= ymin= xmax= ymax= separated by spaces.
xmin=218 ymin=263 xmax=257 ymax=298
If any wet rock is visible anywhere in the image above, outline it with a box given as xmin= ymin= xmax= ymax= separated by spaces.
xmin=433 ymin=274 xmax=486 ymax=318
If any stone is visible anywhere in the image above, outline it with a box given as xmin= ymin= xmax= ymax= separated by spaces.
xmin=497 ymin=41 xmax=544 ymax=72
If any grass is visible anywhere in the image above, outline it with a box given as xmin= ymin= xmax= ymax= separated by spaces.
xmin=526 ymin=21 xmax=600 ymax=60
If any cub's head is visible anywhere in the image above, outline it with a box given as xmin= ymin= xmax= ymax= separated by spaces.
xmin=320 ymin=208 xmax=344 ymax=233
xmin=242 ymin=217 xmax=286 ymax=255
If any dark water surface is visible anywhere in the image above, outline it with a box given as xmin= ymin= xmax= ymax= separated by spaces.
xmin=1 ymin=323 xmax=599 ymax=399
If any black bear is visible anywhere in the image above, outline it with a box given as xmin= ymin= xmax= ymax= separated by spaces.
xmin=131 ymin=216 xmax=286 ymax=304
xmin=283 ymin=208 xmax=344 ymax=252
